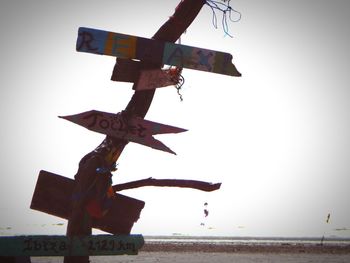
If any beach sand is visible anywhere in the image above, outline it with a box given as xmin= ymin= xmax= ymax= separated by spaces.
xmin=31 ymin=241 xmax=350 ymax=263
xmin=31 ymin=252 xmax=350 ymax=263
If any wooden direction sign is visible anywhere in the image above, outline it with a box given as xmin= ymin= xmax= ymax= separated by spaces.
xmin=0 ymin=235 xmax=144 ymax=257
xmin=76 ymin=27 xmax=241 ymax=77
xmin=59 ymin=110 xmax=187 ymax=154
xmin=30 ymin=170 xmax=145 ymax=234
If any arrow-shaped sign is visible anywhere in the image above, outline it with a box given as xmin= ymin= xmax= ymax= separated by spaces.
xmin=59 ymin=110 xmax=187 ymax=154
xmin=76 ymin=27 xmax=241 ymax=77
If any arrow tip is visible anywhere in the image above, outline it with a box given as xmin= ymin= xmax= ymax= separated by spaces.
xmin=58 ymin=115 xmax=69 ymax=120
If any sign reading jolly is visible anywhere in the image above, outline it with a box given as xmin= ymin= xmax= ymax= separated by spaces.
xmin=59 ymin=110 xmax=187 ymax=154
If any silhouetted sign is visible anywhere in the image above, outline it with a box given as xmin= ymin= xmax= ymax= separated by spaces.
xmin=30 ymin=170 xmax=145 ymax=234
xmin=59 ymin=110 xmax=187 ymax=154
xmin=111 ymin=58 xmax=141 ymax=83
xmin=76 ymin=27 xmax=241 ymax=77
xmin=0 ymin=235 xmax=144 ymax=256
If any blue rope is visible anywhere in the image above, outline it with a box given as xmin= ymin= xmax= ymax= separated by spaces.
xmin=96 ymin=162 xmax=118 ymax=174
xmin=205 ymin=0 xmax=241 ymax=37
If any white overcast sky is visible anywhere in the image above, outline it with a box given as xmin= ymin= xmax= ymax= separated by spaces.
xmin=0 ymin=0 xmax=350 ymax=238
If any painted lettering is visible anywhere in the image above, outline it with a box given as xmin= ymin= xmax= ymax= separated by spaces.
xmin=108 ymin=240 xmax=115 ymax=250
xmin=58 ymin=241 xmax=67 ymax=251
xmin=85 ymin=238 xmax=138 ymax=252
xmin=49 ymin=241 xmax=58 ymax=253
xmin=101 ymin=240 xmax=108 ymax=250
xmin=83 ymin=111 xmax=104 ymax=128
xmin=112 ymin=35 xmax=129 ymax=56
xmin=23 ymin=238 xmax=32 ymax=252
xmin=77 ymin=31 xmax=98 ymax=51
xmin=99 ymin=119 xmax=109 ymax=129
xmin=196 ymin=50 xmax=214 ymax=71
xmin=118 ymin=240 xmax=126 ymax=250
xmin=34 ymin=240 xmax=42 ymax=250
xmin=22 ymin=238 xmax=66 ymax=253
xmin=126 ymin=242 xmax=136 ymax=253
xmin=42 ymin=240 xmax=49 ymax=251
xmin=126 ymin=124 xmax=137 ymax=136
xmin=166 ymin=47 xmax=184 ymax=67
xmin=111 ymin=118 xmax=121 ymax=131
xmin=137 ymin=124 xmax=147 ymax=138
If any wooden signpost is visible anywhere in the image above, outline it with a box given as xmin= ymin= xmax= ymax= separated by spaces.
xmin=76 ymin=27 xmax=241 ymax=78
xmin=17 ymin=1 xmax=239 ymax=263
xmin=59 ymin=110 xmax=187 ymax=154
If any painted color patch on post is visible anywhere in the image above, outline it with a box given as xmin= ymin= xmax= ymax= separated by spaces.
xmin=105 ymin=32 xmax=137 ymax=58
xmin=76 ymin=27 xmax=241 ymax=77
xmin=0 ymin=235 xmax=144 ymax=257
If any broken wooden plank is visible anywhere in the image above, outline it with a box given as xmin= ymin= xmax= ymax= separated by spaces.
xmin=76 ymin=27 xmax=241 ymax=77
xmin=59 ymin=110 xmax=187 ymax=154
xmin=0 ymin=235 xmax=144 ymax=257
xmin=30 ymin=170 xmax=145 ymax=234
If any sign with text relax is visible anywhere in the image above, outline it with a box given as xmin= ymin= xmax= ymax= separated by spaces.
xmin=76 ymin=27 xmax=241 ymax=78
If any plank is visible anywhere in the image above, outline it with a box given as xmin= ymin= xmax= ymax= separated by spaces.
xmin=113 ymin=178 xmax=221 ymax=192
xmin=76 ymin=27 xmax=241 ymax=77
xmin=110 ymin=58 xmax=140 ymax=83
xmin=111 ymin=0 xmax=207 ymax=84
xmin=30 ymin=170 xmax=145 ymax=234
xmin=59 ymin=110 xmax=187 ymax=154
xmin=0 ymin=235 xmax=144 ymax=257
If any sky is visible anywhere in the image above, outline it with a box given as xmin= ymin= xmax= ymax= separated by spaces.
xmin=0 ymin=0 xmax=350 ymax=238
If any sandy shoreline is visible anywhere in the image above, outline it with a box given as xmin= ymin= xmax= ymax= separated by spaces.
xmin=33 ymin=252 xmax=350 ymax=263
xmin=31 ymin=241 xmax=350 ymax=263
xmin=141 ymin=241 xmax=350 ymax=254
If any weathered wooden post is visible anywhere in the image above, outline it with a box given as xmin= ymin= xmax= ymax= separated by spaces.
xmin=65 ymin=0 xmax=211 ymax=263
xmin=63 ymin=2 xmax=212 ymax=262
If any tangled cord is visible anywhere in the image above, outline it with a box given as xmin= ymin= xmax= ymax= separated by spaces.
xmin=167 ymin=67 xmax=185 ymax=101
xmin=175 ymin=73 xmax=185 ymax=102
xmin=205 ymin=0 xmax=241 ymax=37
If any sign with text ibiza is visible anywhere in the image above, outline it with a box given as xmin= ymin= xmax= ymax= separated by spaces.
xmin=76 ymin=27 xmax=241 ymax=77
xmin=0 ymin=235 xmax=144 ymax=256
xmin=59 ymin=110 xmax=187 ymax=154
